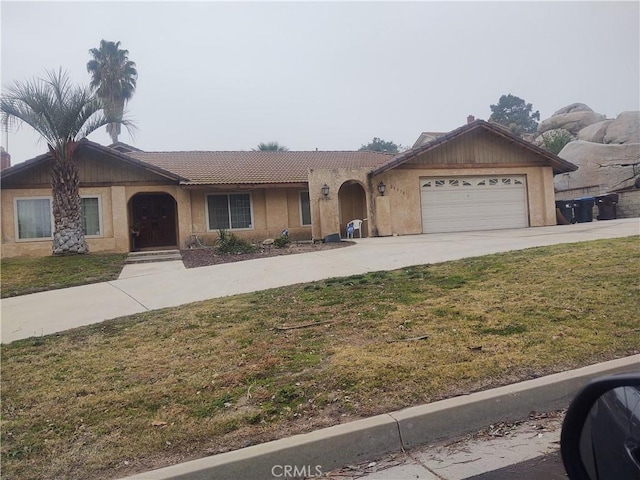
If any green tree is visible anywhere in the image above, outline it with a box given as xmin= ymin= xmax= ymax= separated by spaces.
xmin=359 ymin=137 xmax=402 ymax=153
xmin=489 ymin=94 xmax=540 ymax=136
xmin=87 ymin=40 xmax=137 ymax=143
xmin=540 ymin=129 xmax=573 ymax=155
xmin=1 ymin=69 xmax=130 ymax=255
xmin=253 ymin=142 xmax=288 ymax=151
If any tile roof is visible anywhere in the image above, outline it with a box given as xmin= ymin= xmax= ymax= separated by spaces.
xmin=127 ymin=151 xmax=394 ymax=185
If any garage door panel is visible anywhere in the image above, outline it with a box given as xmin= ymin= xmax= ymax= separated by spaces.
xmin=424 ymin=205 xmax=527 ymax=220
xmin=421 ymin=189 xmax=525 ymax=208
xmin=421 ymin=175 xmax=528 ymax=233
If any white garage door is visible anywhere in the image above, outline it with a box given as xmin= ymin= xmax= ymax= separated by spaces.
xmin=420 ymin=176 xmax=529 ymax=233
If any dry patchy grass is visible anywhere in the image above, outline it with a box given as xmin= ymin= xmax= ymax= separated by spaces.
xmin=1 ymin=237 xmax=639 ymax=479
xmin=1 ymin=254 xmax=127 ymax=298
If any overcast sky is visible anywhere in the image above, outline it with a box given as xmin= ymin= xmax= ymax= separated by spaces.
xmin=2 ymin=1 xmax=639 ymax=164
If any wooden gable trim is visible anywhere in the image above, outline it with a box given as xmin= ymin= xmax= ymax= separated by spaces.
xmin=370 ymin=120 xmax=578 ymax=177
xmin=0 ymin=139 xmax=186 ymax=188
xmin=396 ymin=162 xmax=545 ymax=170
xmin=80 ymin=141 xmax=185 ymax=182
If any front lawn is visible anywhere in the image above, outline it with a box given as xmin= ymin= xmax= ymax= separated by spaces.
xmin=0 ymin=253 xmax=127 ymax=298
xmin=1 ymin=237 xmax=638 ymax=480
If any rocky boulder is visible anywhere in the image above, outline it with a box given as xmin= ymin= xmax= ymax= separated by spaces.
xmin=553 ymin=103 xmax=593 ymax=115
xmin=576 ymin=120 xmax=612 ymax=143
xmin=538 ymin=103 xmax=606 ymax=135
xmin=603 ymin=111 xmax=640 ymax=144
xmin=554 ymin=140 xmax=640 ymax=192
xmin=576 ymin=112 xmax=640 ymax=145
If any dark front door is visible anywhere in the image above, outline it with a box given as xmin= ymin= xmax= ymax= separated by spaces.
xmin=131 ymin=194 xmax=177 ymax=249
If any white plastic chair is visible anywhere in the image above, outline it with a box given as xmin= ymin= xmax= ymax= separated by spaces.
xmin=346 ymin=219 xmax=363 ymax=238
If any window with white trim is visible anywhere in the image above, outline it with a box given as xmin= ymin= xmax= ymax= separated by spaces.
xmin=15 ymin=197 xmax=53 ymax=240
xmin=206 ymin=193 xmax=253 ymax=230
xmin=300 ymin=191 xmax=311 ymax=226
xmin=81 ymin=196 xmax=102 ymax=236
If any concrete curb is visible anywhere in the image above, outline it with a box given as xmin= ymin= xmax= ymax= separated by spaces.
xmin=121 ymin=354 xmax=639 ymax=480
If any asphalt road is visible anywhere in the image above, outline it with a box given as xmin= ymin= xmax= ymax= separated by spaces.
xmin=467 ymin=451 xmax=567 ymax=479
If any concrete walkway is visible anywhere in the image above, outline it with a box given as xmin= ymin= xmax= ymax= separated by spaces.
xmin=2 ymin=218 xmax=638 ymax=343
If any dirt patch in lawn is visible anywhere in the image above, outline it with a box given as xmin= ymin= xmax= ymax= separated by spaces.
xmin=180 ymin=241 xmax=352 ymax=268
xmin=1 ymin=237 xmax=639 ymax=480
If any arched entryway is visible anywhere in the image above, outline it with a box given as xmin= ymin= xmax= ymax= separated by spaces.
xmin=338 ymin=181 xmax=368 ymax=238
xmin=129 ymin=193 xmax=178 ymax=250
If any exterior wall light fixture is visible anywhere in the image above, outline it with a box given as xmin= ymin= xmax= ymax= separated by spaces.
xmin=321 ymin=184 xmax=330 ymax=197
xmin=377 ymin=181 xmax=386 ymax=196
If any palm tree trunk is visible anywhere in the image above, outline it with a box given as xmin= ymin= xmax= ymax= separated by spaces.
xmin=50 ymin=156 xmax=89 ymax=255
xmin=106 ymin=122 xmax=120 ymax=143
xmin=105 ymin=97 xmax=125 ymax=143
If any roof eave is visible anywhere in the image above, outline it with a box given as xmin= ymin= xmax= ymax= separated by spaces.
xmin=81 ymin=140 xmax=187 ymax=182
xmin=0 ymin=151 xmax=52 ymax=180
xmin=0 ymin=139 xmax=188 ymax=183
xmin=181 ymin=181 xmax=309 ymax=188
xmin=370 ymin=120 xmax=578 ymax=177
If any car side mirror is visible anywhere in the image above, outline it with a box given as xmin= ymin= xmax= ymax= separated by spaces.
xmin=561 ymin=374 xmax=640 ymax=480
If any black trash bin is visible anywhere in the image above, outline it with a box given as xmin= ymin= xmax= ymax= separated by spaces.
xmin=555 ymin=200 xmax=575 ymax=224
xmin=595 ymin=193 xmax=619 ymax=220
xmin=572 ymin=197 xmax=595 ymax=223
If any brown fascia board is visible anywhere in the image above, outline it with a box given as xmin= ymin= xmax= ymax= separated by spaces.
xmin=369 ymin=120 xmax=578 ymax=178
xmin=0 ymin=139 xmax=186 ymax=183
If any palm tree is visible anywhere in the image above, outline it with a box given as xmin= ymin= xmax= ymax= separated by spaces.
xmin=253 ymin=141 xmax=289 ymax=151
xmin=1 ymin=69 xmax=129 ymax=255
xmin=87 ymin=40 xmax=137 ymax=143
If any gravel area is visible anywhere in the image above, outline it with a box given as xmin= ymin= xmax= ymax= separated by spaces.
xmin=180 ymin=241 xmax=353 ymax=268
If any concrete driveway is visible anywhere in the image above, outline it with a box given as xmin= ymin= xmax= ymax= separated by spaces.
xmin=2 ymin=219 xmax=638 ymax=343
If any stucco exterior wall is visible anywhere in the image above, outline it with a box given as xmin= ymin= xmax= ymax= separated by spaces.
xmin=1 ymin=184 xmax=189 ymax=258
xmin=174 ymin=187 xmax=193 ymax=249
xmin=186 ymin=187 xmax=312 ymax=246
xmin=308 ymin=168 xmax=374 ymax=239
xmin=1 ymin=186 xmax=127 ymax=258
xmin=265 ymin=189 xmax=289 ymax=235
xmin=371 ymin=165 xmax=556 ymax=236
xmin=287 ymin=189 xmax=311 ymax=237
xmin=530 ymin=166 xmax=557 ymax=227
xmin=78 ymin=186 xmax=117 ymax=253
xmin=110 ymin=186 xmax=129 ymax=252
xmin=375 ymin=196 xmax=392 ymax=236
xmin=2 ymin=187 xmax=54 ymax=257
